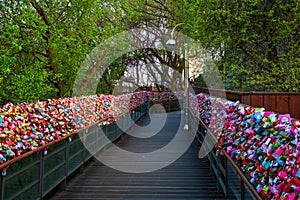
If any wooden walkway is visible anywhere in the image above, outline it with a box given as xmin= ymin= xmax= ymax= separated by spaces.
xmin=52 ymin=112 xmax=225 ymax=200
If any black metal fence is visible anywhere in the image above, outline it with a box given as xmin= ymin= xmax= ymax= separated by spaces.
xmin=189 ymin=110 xmax=260 ymax=200
xmin=0 ymin=97 xmax=259 ymax=200
xmin=0 ymin=104 xmax=148 ymax=200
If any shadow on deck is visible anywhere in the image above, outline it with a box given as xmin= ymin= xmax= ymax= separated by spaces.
xmin=52 ymin=112 xmax=225 ymax=200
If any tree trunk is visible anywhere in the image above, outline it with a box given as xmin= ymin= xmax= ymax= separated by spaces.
xmin=30 ymin=0 xmax=63 ymax=97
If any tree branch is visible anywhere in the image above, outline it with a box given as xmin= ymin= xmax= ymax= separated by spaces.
xmin=30 ymin=0 xmax=63 ymax=97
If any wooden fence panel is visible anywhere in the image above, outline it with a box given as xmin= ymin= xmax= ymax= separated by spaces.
xmin=263 ymin=94 xmax=277 ymax=112
xmin=193 ymin=87 xmax=300 ymax=119
xmin=289 ymin=95 xmax=300 ymax=119
xmin=276 ymin=95 xmax=289 ymax=114
xmin=251 ymin=94 xmax=264 ymax=108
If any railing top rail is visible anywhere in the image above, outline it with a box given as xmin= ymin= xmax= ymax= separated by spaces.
xmin=192 ymin=109 xmax=262 ymax=200
xmin=0 ymin=116 xmax=114 ymax=170
xmin=192 ymin=92 xmax=300 ymax=200
xmin=0 ymin=98 xmax=172 ymax=170
xmin=193 ymin=87 xmax=300 ymax=95
xmin=0 ymin=94 xmax=182 ymax=170
xmin=221 ymin=149 xmax=262 ymax=200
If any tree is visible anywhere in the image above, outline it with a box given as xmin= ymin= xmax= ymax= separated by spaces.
xmin=0 ymin=0 xmax=128 ymax=105
xmin=3 ymin=0 xmax=297 ymax=105
xmin=170 ymin=0 xmax=300 ymax=92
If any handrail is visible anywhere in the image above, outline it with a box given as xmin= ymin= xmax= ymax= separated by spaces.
xmin=193 ymin=111 xmax=218 ymax=143
xmin=0 ymin=97 xmax=185 ymax=200
xmin=0 ymin=99 xmax=152 ymax=170
xmin=192 ymin=86 xmax=300 ymax=95
xmin=2 ymin=96 xmax=262 ymax=199
xmin=189 ymin=108 xmax=261 ymax=200
xmin=193 ymin=86 xmax=300 ymax=119
xmin=0 ymin=94 xmax=266 ymax=198
xmin=221 ymin=148 xmax=261 ymax=200
xmin=0 ymin=116 xmax=114 ymax=170
xmin=0 ymin=102 xmax=149 ymax=200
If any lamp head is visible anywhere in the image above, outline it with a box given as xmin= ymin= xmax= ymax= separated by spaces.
xmin=166 ymin=38 xmax=176 ymax=50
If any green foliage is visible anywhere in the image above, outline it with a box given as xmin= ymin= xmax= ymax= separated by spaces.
xmin=0 ymin=0 xmax=128 ymax=105
xmin=171 ymin=0 xmax=300 ymax=92
xmin=1 ymin=0 xmax=299 ymax=106
xmin=96 ymin=58 xmax=127 ymax=94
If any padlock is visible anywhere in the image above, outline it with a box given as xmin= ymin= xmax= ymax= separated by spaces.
xmin=216 ymin=149 xmax=220 ymax=156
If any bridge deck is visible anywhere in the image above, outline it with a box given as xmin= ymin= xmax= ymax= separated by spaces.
xmin=52 ymin=112 xmax=225 ymax=200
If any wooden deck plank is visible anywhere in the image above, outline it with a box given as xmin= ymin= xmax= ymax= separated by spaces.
xmin=52 ymin=112 xmax=225 ymax=200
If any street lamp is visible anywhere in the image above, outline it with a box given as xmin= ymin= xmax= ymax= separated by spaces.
xmin=166 ymin=24 xmax=189 ymax=131
xmin=165 ymin=23 xmax=185 ymax=50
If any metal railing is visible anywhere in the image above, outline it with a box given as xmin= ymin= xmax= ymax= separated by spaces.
xmin=1 ymin=96 xmax=259 ymax=200
xmin=189 ymin=110 xmax=261 ymax=200
xmin=0 ymin=104 xmax=148 ymax=200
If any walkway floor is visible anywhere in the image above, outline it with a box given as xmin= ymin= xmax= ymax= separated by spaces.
xmin=52 ymin=112 xmax=225 ymax=200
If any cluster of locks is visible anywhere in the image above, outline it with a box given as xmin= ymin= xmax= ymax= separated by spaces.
xmin=196 ymin=93 xmax=300 ymax=200
xmin=0 ymin=95 xmax=113 ymax=165
xmin=0 ymin=91 xmax=177 ymax=166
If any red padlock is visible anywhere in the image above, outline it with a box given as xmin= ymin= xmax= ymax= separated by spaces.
xmin=291 ymin=177 xmax=300 ymax=186
xmin=296 ymin=157 xmax=300 ymax=165
xmin=292 ymin=120 xmax=300 ymax=127
xmin=283 ymin=183 xmax=292 ymax=193
xmin=286 ymin=166 xmax=293 ymax=175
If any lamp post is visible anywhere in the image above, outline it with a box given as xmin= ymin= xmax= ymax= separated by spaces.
xmin=166 ymin=24 xmax=189 ymax=130
xmin=183 ymin=42 xmax=189 ymax=130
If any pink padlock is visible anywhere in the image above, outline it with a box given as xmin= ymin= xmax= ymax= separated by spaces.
xmin=276 ymin=147 xmax=284 ymax=155
xmin=278 ymin=171 xmax=287 ymax=179
xmin=288 ymin=193 xmax=297 ymax=200
xmin=277 ymin=182 xmax=284 ymax=190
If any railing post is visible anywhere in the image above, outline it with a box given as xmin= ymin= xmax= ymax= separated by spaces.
xmin=142 ymin=103 xmax=144 ymax=116
xmin=135 ymin=106 xmax=138 ymax=121
xmin=225 ymin=156 xmax=228 ymax=198
xmin=216 ymin=156 xmax=221 ymax=192
xmin=140 ymin=104 xmax=142 ymax=118
xmin=127 ymin=112 xmax=130 ymax=129
xmin=208 ymin=151 xmax=213 ymax=176
xmin=141 ymin=103 xmax=143 ymax=116
xmin=138 ymin=104 xmax=140 ymax=118
xmin=81 ymin=130 xmax=86 ymax=173
xmin=95 ymin=124 xmax=99 ymax=151
xmin=0 ymin=173 xmax=4 ymax=200
xmin=105 ymin=124 xmax=108 ymax=139
xmin=146 ymin=101 xmax=148 ymax=115
xmin=135 ymin=107 xmax=137 ymax=121
xmin=241 ymin=178 xmax=245 ymax=200
xmin=168 ymin=95 xmax=171 ymax=112
xmin=63 ymin=139 xmax=69 ymax=189
xmin=114 ymin=121 xmax=117 ymax=141
xmin=134 ymin=107 xmax=139 ymax=122
xmin=39 ymin=152 xmax=44 ymax=199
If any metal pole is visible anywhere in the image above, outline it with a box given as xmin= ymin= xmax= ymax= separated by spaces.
xmin=183 ymin=42 xmax=189 ymax=130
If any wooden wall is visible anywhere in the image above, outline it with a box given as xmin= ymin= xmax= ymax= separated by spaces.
xmin=193 ymin=87 xmax=300 ymax=119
